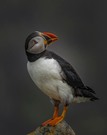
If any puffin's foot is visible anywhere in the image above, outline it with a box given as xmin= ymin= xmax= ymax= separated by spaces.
xmin=42 ymin=105 xmax=59 ymax=126
xmin=42 ymin=116 xmax=63 ymax=126
xmin=42 ymin=119 xmax=53 ymax=126
xmin=47 ymin=116 xmax=64 ymax=126
xmin=42 ymin=105 xmax=68 ymax=126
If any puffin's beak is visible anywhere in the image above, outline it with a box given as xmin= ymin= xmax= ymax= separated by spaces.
xmin=42 ymin=32 xmax=58 ymax=45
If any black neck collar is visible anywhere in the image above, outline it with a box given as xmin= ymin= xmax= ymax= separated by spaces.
xmin=26 ymin=50 xmax=46 ymax=62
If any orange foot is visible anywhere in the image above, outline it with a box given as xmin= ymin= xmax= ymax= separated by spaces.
xmin=42 ymin=116 xmax=63 ymax=126
xmin=42 ymin=105 xmax=59 ymax=126
xmin=47 ymin=116 xmax=64 ymax=126
xmin=42 ymin=106 xmax=68 ymax=126
xmin=42 ymin=119 xmax=53 ymax=126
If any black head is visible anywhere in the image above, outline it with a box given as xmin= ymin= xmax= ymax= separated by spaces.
xmin=25 ymin=31 xmax=58 ymax=54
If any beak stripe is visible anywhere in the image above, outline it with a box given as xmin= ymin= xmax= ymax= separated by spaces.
xmin=43 ymin=35 xmax=52 ymax=44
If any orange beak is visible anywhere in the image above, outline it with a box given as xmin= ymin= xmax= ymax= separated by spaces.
xmin=42 ymin=32 xmax=58 ymax=45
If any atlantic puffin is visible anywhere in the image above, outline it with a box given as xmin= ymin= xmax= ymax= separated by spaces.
xmin=25 ymin=31 xmax=98 ymax=126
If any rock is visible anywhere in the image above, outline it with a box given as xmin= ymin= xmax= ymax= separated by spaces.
xmin=27 ymin=121 xmax=76 ymax=135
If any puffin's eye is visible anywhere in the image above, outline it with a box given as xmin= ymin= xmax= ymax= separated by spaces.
xmin=32 ymin=40 xmax=37 ymax=44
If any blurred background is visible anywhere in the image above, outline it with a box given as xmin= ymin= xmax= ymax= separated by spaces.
xmin=0 ymin=0 xmax=106 ymax=135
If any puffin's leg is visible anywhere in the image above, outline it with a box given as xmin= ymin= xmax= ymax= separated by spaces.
xmin=48 ymin=105 xmax=68 ymax=126
xmin=42 ymin=100 xmax=60 ymax=126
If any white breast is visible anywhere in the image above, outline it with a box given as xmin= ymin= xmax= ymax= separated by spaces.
xmin=27 ymin=57 xmax=74 ymax=104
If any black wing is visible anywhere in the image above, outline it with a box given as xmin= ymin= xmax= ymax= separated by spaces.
xmin=44 ymin=51 xmax=98 ymax=100
xmin=45 ymin=51 xmax=84 ymax=89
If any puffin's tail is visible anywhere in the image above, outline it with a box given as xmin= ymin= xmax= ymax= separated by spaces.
xmin=74 ymin=86 xmax=99 ymax=102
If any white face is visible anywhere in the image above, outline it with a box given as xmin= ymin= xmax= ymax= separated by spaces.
xmin=27 ymin=36 xmax=46 ymax=54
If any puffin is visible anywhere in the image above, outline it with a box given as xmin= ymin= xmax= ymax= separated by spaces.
xmin=25 ymin=31 xmax=98 ymax=126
